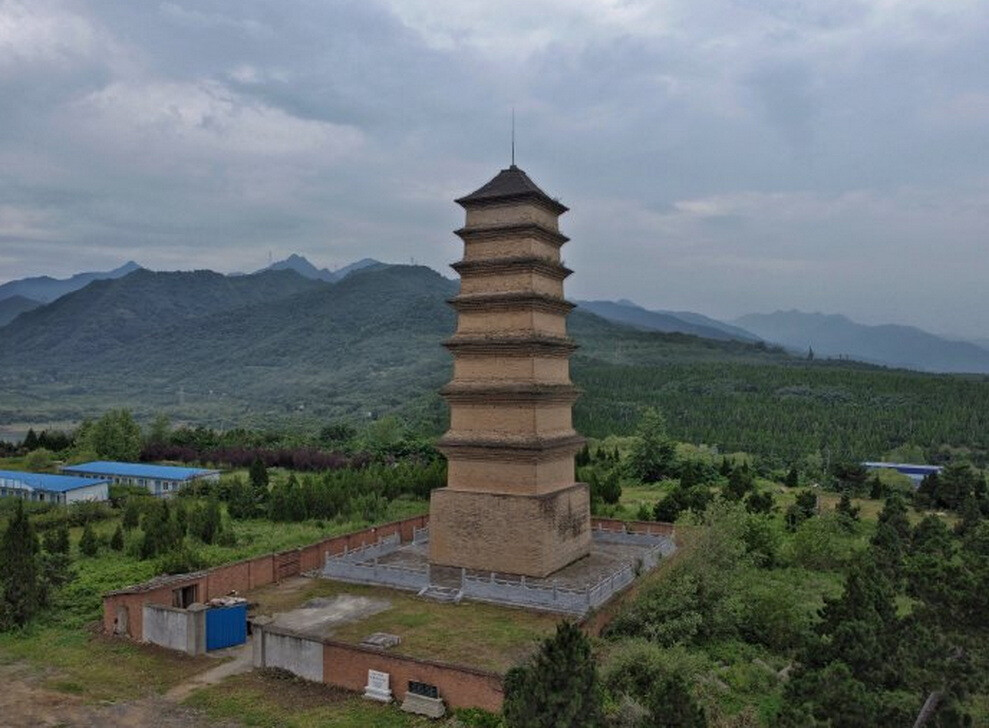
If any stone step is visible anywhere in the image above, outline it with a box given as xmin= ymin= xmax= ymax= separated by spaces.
xmin=417 ymin=584 xmax=463 ymax=604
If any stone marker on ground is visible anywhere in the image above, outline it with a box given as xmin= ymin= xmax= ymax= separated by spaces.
xmin=363 ymin=669 xmax=392 ymax=702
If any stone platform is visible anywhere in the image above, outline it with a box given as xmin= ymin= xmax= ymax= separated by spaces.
xmin=321 ymin=525 xmax=675 ymax=616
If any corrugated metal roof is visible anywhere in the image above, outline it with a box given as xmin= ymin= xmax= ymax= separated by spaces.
xmin=61 ymin=461 xmax=219 ymax=481
xmin=0 ymin=470 xmax=110 ymax=493
xmin=861 ymin=462 xmax=942 ymax=474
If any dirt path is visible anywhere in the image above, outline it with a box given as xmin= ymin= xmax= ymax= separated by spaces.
xmin=0 ymin=646 xmax=249 ymax=728
xmin=165 ymin=639 xmax=254 ymax=701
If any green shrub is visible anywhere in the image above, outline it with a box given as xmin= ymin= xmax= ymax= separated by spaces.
xmin=785 ymin=514 xmax=860 ymax=571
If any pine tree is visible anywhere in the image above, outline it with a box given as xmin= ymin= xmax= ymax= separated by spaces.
xmin=627 ymin=408 xmax=676 ymax=483
xmin=122 ymin=498 xmax=141 ymax=530
xmin=79 ymin=522 xmax=100 ymax=557
xmin=503 ymin=621 xmax=602 ymax=728
xmin=646 ymin=673 xmax=707 ymax=727
xmin=109 ymin=524 xmax=125 ymax=551
xmin=836 ymin=493 xmax=860 ymax=524
xmin=42 ymin=523 xmax=70 ymax=555
xmin=0 ymin=501 xmax=41 ymax=628
xmin=249 ymin=456 xmax=269 ymax=490
xmin=785 ymin=466 xmax=799 ymax=488
xmin=23 ymin=428 xmax=38 ymax=451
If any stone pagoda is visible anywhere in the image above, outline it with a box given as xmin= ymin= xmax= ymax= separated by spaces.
xmin=428 ymin=164 xmax=591 ymax=578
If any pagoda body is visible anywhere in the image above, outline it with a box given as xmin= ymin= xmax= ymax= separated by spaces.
xmin=428 ymin=165 xmax=591 ymax=578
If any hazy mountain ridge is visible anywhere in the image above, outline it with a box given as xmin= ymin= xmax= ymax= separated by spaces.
xmin=0 ymin=261 xmax=141 ymax=303
xmin=735 ymin=310 xmax=989 ymax=374
xmin=578 ymin=299 xmax=760 ymax=343
xmin=0 ymin=264 xmax=793 ymax=425
xmin=0 ymin=268 xmax=327 ymax=359
xmin=0 ymin=295 xmax=42 ymax=327
xmin=256 ymin=254 xmax=385 ymax=282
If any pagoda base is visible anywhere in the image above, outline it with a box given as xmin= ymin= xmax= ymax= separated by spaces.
xmin=428 ymin=483 xmax=591 ymax=578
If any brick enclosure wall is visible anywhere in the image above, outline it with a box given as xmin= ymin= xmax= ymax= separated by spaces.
xmin=102 ymin=515 xmax=430 ymax=640
xmin=322 ymin=640 xmax=504 ymax=712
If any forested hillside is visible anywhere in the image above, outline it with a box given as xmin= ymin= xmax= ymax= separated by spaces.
xmin=2 ymin=264 xmax=987 ymax=464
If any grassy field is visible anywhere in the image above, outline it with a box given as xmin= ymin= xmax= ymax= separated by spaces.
xmin=249 ymin=578 xmax=560 ymax=672
xmin=184 ymin=671 xmax=434 ymax=728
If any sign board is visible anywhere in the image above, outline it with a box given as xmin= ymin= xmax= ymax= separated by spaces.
xmin=364 ymin=669 xmax=392 ymax=702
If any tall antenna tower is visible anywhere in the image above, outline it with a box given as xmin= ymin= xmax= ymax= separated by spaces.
xmin=511 ymin=107 xmax=516 ymax=166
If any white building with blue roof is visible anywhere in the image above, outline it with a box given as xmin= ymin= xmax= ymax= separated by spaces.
xmin=60 ymin=461 xmax=220 ymax=498
xmin=0 ymin=470 xmax=110 ymax=504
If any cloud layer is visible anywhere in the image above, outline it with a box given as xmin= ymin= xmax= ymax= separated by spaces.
xmin=1 ymin=0 xmax=987 ymax=337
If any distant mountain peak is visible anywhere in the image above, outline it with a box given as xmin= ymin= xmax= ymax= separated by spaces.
xmin=256 ymin=254 xmax=385 ymax=283
xmin=0 ymin=261 xmax=146 ymax=304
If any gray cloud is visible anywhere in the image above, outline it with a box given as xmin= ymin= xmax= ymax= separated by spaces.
xmin=1 ymin=0 xmax=987 ymax=338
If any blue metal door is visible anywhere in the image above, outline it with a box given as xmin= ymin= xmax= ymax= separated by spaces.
xmin=205 ymin=604 xmax=247 ymax=651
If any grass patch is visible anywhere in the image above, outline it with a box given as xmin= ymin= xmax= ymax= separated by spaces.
xmin=0 ymin=628 xmax=213 ymax=702
xmin=184 ymin=670 xmax=432 ymax=728
xmin=249 ymin=578 xmax=559 ymax=672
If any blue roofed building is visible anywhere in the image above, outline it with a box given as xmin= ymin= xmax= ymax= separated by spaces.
xmin=0 ymin=470 xmax=110 ymax=504
xmin=60 ymin=461 xmax=220 ymax=498
xmin=861 ymin=462 xmax=942 ymax=487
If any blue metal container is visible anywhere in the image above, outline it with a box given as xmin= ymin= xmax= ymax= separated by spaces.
xmin=205 ymin=603 xmax=247 ymax=651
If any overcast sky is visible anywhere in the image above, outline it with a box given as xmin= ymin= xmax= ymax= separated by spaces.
xmin=2 ymin=0 xmax=988 ymax=338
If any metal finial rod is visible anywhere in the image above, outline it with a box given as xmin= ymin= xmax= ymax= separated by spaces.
xmin=511 ymin=107 xmax=515 ymax=166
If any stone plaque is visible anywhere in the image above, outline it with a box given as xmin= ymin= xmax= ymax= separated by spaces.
xmin=363 ymin=669 xmax=392 ymax=702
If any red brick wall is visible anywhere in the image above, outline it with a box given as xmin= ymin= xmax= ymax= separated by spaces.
xmin=102 ymin=514 xmax=430 ymax=641
xmin=322 ymin=640 xmax=503 ymax=712
xmin=248 ymin=555 xmax=274 ymax=588
xmin=206 ymin=560 xmax=250 ymax=599
xmin=103 ymin=578 xmax=206 ymax=639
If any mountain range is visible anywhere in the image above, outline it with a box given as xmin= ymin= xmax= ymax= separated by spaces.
xmin=577 ymin=299 xmax=760 ymax=343
xmin=1 ymin=261 xmax=987 ymax=464
xmin=0 ymin=261 xmax=140 ymax=305
xmin=2 ymin=255 xmax=988 ymax=378
xmin=0 ymin=263 xmax=791 ymax=429
xmin=254 ymin=254 xmax=385 ymax=282
xmin=735 ymin=311 xmax=989 ymax=374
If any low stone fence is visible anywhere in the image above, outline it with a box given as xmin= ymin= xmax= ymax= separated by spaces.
xmin=252 ymin=620 xmax=503 ymax=712
xmin=332 ymin=532 xmax=401 ymax=563
xmin=322 ymin=559 xmax=429 ymax=592
xmin=461 ymin=534 xmax=671 ymax=615
xmin=142 ymin=603 xmax=206 ymax=655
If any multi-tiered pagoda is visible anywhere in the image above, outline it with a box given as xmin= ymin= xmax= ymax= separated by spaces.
xmin=428 ymin=165 xmax=590 ymax=578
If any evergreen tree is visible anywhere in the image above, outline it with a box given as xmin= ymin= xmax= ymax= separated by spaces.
xmin=79 ymin=522 xmax=100 ymax=557
xmin=503 ymin=621 xmax=602 ymax=728
xmin=23 ymin=428 xmax=39 ymax=450
xmin=646 ymin=673 xmax=707 ymax=728
xmin=43 ymin=523 xmax=70 ymax=555
xmin=627 ymin=408 xmax=677 ymax=483
xmin=745 ymin=490 xmax=774 ymax=514
xmin=0 ymin=502 xmax=41 ymax=629
xmin=785 ymin=490 xmax=817 ymax=531
xmin=835 ymin=492 xmax=861 ymax=528
xmin=249 ymin=456 xmax=269 ymax=490
xmin=596 ymin=469 xmax=622 ymax=505
xmin=109 ymin=524 xmax=125 ymax=551
xmin=724 ymin=465 xmax=755 ymax=500
xmin=197 ymin=497 xmax=223 ymax=544
xmin=784 ymin=466 xmax=799 ymax=488
xmin=122 ymin=498 xmax=142 ymax=530
xmin=877 ymin=494 xmax=911 ymax=542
